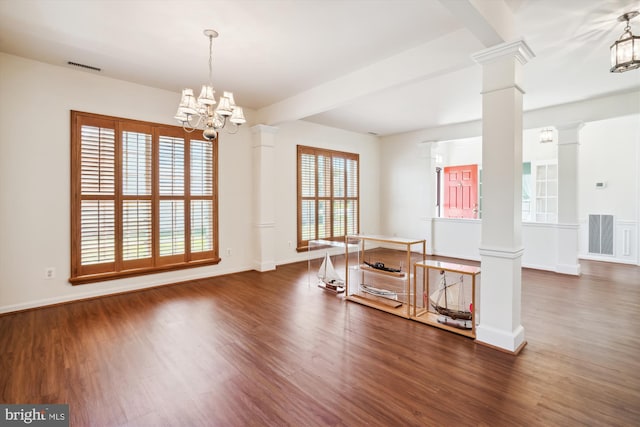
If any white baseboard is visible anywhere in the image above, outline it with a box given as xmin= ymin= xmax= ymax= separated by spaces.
xmin=0 ymin=265 xmax=251 ymax=314
xmin=579 ymin=253 xmax=638 ymax=265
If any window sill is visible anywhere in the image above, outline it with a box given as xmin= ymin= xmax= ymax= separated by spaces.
xmin=69 ymin=258 xmax=221 ymax=285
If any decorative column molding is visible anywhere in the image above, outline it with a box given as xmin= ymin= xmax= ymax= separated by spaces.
xmin=250 ymin=124 xmax=278 ymax=271
xmin=472 ymin=38 xmax=534 ymax=354
xmin=251 ymin=124 xmax=279 ymax=139
xmin=471 ymin=38 xmax=535 ymax=65
xmin=554 ymin=121 xmax=584 ymax=275
xmin=555 ymin=121 xmax=584 ymax=147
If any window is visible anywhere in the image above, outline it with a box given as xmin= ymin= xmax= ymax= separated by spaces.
xmin=535 ymin=162 xmax=558 ymax=223
xmin=297 ymin=145 xmax=359 ymax=251
xmin=522 ymin=162 xmax=532 ymax=221
xmin=70 ymin=111 xmax=219 ymax=284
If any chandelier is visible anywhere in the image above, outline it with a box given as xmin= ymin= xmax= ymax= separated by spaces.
xmin=174 ymin=29 xmax=246 ymax=141
xmin=610 ymin=11 xmax=640 ymax=73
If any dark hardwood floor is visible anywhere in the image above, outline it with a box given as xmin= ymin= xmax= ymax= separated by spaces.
xmin=1 ymin=256 xmax=639 ymax=426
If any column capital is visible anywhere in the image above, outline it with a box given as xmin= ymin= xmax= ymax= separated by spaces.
xmin=556 ymin=121 xmax=584 ymax=146
xmin=251 ymin=124 xmax=278 ymax=149
xmin=471 ymin=38 xmax=535 ymax=65
xmin=555 ymin=121 xmax=585 ymax=132
xmin=251 ymin=124 xmax=279 ymax=135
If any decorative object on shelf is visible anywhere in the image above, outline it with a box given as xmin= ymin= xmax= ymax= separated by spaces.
xmin=610 ymin=11 xmax=640 ymax=73
xmin=174 ymin=29 xmax=246 ymax=141
xmin=346 ymin=235 xmax=426 ymax=318
xmin=428 ymin=270 xmax=472 ymax=330
xmin=317 ymin=252 xmax=345 ymax=293
xmin=363 ymin=260 xmax=401 ymax=273
xmin=359 ymin=284 xmax=398 ymax=300
xmin=413 ymin=260 xmax=480 ymax=338
xmin=539 ymin=127 xmax=553 ymax=143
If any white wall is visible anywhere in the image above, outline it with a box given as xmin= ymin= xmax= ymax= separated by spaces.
xmin=379 ymin=136 xmax=430 ymax=241
xmin=579 ymin=116 xmax=638 ymax=221
xmin=380 ymin=107 xmax=640 ymax=270
xmin=439 ymin=137 xmax=482 ymax=168
xmin=0 ymin=53 xmax=255 ymax=312
xmin=0 ymin=53 xmax=383 ymax=312
xmin=578 ymin=115 xmax=640 ymax=264
xmin=273 ymin=120 xmax=381 ymax=264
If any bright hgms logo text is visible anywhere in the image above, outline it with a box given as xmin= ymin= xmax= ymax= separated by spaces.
xmin=4 ymin=407 xmax=65 ymax=424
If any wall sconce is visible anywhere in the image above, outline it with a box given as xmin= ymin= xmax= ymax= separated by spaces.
xmin=539 ymin=128 xmax=554 ymax=143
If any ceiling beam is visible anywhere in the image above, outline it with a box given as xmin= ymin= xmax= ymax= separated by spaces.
xmin=438 ymin=0 xmax=515 ymax=47
xmin=254 ymin=29 xmax=483 ymax=126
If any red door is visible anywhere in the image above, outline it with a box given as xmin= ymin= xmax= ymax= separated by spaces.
xmin=444 ymin=165 xmax=478 ymax=219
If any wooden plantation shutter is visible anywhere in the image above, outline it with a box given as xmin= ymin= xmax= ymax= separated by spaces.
xmin=190 ymin=139 xmax=216 ymax=259
xmin=346 ymin=157 xmax=358 ymax=235
xmin=70 ymin=111 xmax=219 ymax=284
xmin=121 ymin=122 xmax=153 ymax=270
xmin=76 ymin=116 xmax=117 ymax=276
xmin=297 ymin=145 xmax=359 ymax=251
xmin=157 ymin=128 xmax=186 ymax=265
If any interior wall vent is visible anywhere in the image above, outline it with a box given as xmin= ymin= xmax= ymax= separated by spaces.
xmin=588 ymin=214 xmax=614 ymax=255
xmin=67 ymin=61 xmax=101 ymax=72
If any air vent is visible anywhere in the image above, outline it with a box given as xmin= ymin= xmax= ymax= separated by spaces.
xmin=67 ymin=61 xmax=101 ymax=72
xmin=588 ymin=214 xmax=614 ymax=255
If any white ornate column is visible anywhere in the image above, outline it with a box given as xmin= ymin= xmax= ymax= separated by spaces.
xmin=251 ymin=124 xmax=278 ymax=271
xmin=472 ymin=39 xmax=534 ymax=354
xmin=555 ymin=122 xmax=584 ymax=275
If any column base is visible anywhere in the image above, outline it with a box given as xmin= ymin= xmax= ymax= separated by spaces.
xmin=252 ymin=261 xmax=276 ymax=272
xmin=253 ymin=222 xmax=276 ymax=273
xmin=556 ymin=224 xmax=580 ymax=276
xmin=478 ymin=246 xmax=525 ymax=354
xmin=476 ymin=324 xmax=526 ymax=354
xmin=555 ymin=263 xmax=581 ymax=276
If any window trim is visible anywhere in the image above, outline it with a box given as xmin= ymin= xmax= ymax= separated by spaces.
xmin=296 ymin=145 xmax=359 ymax=252
xmin=70 ymin=111 xmax=219 ymax=285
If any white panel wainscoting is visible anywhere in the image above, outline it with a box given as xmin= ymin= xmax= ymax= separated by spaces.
xmin=432 ymin=218 xmax=585 ymax=274
xmin=579 ymin=218 xmax=638 ymax=265
xmin=432 ymin=218 xmax=482 ymax=261
xmin=521 ymin=222 xmax=559 ymax=271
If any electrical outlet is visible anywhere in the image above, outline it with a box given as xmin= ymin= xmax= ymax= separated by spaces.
xmin=226 ymin=248 xmax=232 ymax=256
xmin=288 ymin=241 xmax=292 ymax=248
xmin=45 ymin=267 xmax=55 ymax=279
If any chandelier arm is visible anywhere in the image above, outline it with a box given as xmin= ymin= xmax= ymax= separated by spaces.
xmin=186 ymin=114 xmax=204 ymax=130
xmin=182 ymin=126 xmax=198 ymax=134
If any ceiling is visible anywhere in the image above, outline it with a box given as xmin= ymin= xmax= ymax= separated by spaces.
xmin=1 ymin=0 xmax=638 ymax=136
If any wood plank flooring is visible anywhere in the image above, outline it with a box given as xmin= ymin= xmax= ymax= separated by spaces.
xmin=1 ymin=256 xmax=639 ymax=426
